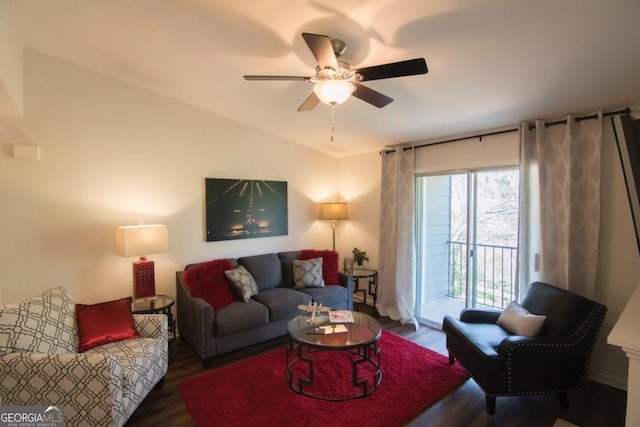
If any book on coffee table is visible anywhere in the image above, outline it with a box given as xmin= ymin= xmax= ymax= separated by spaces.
xmin=318 ymin=324 xmax=348 ymax=334
xmin=329 ymin=310 xmax=354 ymax=324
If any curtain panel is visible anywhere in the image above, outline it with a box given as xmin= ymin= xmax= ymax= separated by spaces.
xmin=518 ymin=112 xmax=603 ymax=299
xmin=378 ymin=147 xmax=418 ymax=328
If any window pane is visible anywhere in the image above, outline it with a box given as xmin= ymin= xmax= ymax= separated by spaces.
xmin=415 ymin=168 xmax=519 ymax=327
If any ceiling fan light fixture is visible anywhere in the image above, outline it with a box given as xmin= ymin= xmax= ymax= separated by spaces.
xmin=313 ymin=80 xmax=355 ymax=105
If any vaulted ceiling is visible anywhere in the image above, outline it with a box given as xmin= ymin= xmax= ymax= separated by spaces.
xmin=9 ymin=0 xmax=640 ymax=157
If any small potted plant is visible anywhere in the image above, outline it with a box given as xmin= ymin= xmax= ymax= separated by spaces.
xmin=352 ymin=247 xmax=369 ymax=266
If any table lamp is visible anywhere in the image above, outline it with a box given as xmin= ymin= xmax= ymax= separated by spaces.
xmin=116 ymin=224 xmax=168 ymax=299
xmin=319 ymin=202 xmax=349 ymax=251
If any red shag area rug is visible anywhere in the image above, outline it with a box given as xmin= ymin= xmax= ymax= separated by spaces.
xmin=178 ymin=331 xmax=468 ymax=427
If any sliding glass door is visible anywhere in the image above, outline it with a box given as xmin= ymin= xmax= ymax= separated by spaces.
xmin=415 ymin=168 xmax=519 ymax=327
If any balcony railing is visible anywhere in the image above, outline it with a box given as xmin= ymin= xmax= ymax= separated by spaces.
xmin=447 ymin=240 xmax=517 ymax=309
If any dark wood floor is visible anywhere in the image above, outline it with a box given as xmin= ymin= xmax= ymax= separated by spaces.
xmin=126 ymin=317 xmax=626 ymax=427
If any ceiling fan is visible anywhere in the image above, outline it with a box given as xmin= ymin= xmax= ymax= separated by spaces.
xmin=244 ymin=33 xmax=428 ymax=111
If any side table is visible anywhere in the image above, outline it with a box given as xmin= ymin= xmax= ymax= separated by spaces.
xmin=348 ymin=268 xmax=378 ymax=310
xmin=132 ymin=295 xmax=176 ymax=360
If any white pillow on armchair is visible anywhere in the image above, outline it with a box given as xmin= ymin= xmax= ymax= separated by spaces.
xmin=497 ymin=301 xmax=546 ymax=337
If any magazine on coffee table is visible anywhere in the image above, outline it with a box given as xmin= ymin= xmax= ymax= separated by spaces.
xmin=329 ymin=310 xmax=354 ymax=324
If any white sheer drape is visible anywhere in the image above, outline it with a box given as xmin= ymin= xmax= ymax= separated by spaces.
xmin=377 ymin=147 xmax=418 ymax=329
xmin=518 ymin=113 xmax=603 ymax=299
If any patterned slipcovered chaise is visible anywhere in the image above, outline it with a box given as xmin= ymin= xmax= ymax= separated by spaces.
xmin=0 ymin=286 xmax=168 ymax=427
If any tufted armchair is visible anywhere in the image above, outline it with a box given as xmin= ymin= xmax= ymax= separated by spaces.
xmin=442 ymin=282 xmax=607 ymax=415
xmin=0 ymin=287 xmax=168 ymax=427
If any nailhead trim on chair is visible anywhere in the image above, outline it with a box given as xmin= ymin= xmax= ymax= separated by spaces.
xmin=200 ymin=305 xmax=207 ymax=359
xmin=453 ymin=305 xmax=607 ymax=400
xmin=503 ymin=305 xmax=607 ymax=396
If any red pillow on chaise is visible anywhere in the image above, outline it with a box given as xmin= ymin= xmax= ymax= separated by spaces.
xmin=182 ymin=258 xmax=238 ymax=310
xmin=300 ymin=249 xmax=339 ymax=285
xmin=76 ymin=296 xmax=140 ymax=352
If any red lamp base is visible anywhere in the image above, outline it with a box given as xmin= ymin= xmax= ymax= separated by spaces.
xmin=133 ymin=256 xmax=156 ymax=299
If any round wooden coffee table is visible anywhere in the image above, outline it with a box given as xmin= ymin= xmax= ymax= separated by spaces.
xmin=286 ymin=311 xmax=382 ymax=401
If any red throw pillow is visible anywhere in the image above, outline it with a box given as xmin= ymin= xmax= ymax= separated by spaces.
xmin=76 ymin=297 xmax=140 ymax=352
xmin=300 ymin=249 xmax=339 ymax=284
xmin=183 ymin=258 xmax=238 ymax=310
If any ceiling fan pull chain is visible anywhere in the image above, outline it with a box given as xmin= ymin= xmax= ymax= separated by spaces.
xmin=330 ymin=104 xmax=336 ymax=142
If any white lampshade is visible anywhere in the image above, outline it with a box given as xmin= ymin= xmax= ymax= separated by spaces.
xmin=319 ymin=203 xmax=349 ymax=220
xmin=313 ymin=80 xmax=355 ymax=105
xmin=116 ymin=224 xmax=168 ymax=257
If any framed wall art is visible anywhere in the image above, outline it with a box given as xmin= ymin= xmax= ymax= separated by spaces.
xmin=205 ymin=178 xmax=288 ymax=242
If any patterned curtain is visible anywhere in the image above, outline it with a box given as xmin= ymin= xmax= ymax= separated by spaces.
xmin=377 ymin=147 xmax=418 ymax=328
xmin=518 ymin=112 xmax=603 ymax=299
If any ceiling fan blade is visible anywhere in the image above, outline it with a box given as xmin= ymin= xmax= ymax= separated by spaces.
xmin=352 ymin=83 xmax=393 ymax=108
xmin=297 ymin=92 xmax=320 ymax=112
xmin=244 ymin=75 xmax=310 ymax=82
xmin=302 ymin=33 xmax=339 ymax=71
xmin=355 ymin=58 xmax=428 ymax=82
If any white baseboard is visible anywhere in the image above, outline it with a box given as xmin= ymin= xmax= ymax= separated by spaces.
xmin=589 ymin=368 xmax=627 ymax=390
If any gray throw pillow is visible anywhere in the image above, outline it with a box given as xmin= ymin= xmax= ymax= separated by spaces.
xmin=293 ymin=257 xmax=325 ymax=289
xmin=225 ymin=265 xmax=258 ymax=302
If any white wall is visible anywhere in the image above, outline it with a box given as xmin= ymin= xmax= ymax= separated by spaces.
xmin=337 ymin=152 xmax=381 ymax=267
xmin=0 ymin=50 xmax=340 ymax=305
xmin=0 ymin=1 xmax=23 ymax=117
xmin=414 ymin=129 xmax=520 ymax=173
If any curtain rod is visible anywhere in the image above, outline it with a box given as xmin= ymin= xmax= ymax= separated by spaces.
xmin=382 ymin=107 xmax=631 ymax=154
xmin=527 ymin=107 xmax=631 ymax=130
xmin=398 ymin=127 xmax=518 ymax=152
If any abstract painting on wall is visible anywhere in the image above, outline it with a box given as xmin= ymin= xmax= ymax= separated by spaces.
xmin=205 ymin=178 xmax=288 ymax=242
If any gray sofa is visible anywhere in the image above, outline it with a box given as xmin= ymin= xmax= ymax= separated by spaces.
xmin=176 ymin=250 xmax=353 ymax=366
